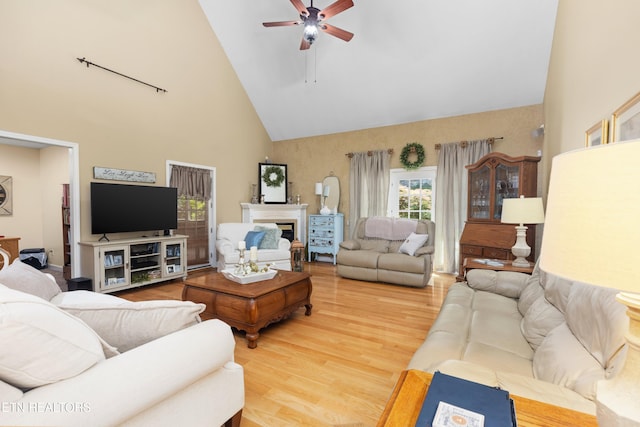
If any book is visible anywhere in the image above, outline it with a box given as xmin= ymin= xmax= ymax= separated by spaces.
xmin=415 ymin=371 xmax=516 ymax=427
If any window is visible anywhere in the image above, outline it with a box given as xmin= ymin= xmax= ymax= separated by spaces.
xmin=387 ymin=167 xmax=436 ymax=221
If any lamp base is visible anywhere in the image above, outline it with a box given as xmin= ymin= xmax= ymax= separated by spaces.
xmin=320 ymin=205 xmax=331 ymax=215
xmin=511 ymin=225 xmax=531 ymax=268
xmin=596 ymin=292 xmax=640 ymax=426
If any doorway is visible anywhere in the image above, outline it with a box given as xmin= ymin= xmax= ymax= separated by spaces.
xmin=0 ymin=129 xmax=80 ymax=277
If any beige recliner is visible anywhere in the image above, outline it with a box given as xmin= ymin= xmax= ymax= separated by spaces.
xmin=336 ymin=217 xmax=435 ymax=287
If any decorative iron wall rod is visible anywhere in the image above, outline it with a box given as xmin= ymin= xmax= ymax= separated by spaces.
xmin=345 ymin=148 xmax=394 ymax=159
xmin=435 ymin=137 xmax=502 ymax=150
xmin=77 ymin=57 xmax=167 ymax=93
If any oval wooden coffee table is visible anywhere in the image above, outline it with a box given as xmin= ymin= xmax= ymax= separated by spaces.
xmin=182 ymin=270 xmax=312 ymax=348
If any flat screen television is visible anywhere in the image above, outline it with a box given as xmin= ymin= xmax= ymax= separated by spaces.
xmin=90 ymin=182 xmax=178 ymax=236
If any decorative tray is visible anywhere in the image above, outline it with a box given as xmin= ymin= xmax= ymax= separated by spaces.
xmin=221 ymin=268 xmax=278 ymax=284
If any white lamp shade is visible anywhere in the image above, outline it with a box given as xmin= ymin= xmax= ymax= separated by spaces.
xmin=501 ymin=196 xmax=545 ymax=225
xmin=315 ymin=182 xmax=323 ymax=195
xmin=539 ymin=139 xmax=640 ymax=294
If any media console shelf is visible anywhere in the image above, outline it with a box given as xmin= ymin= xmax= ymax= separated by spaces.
xmin=79 ymin=235 xmax=187 ymax=293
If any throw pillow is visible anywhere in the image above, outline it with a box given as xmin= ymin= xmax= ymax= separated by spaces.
xmin=244 ymin=230 xmax=266 ymax=248
xmin=55 ymin=291 xmax=205 ymax=352
xmin=398 ymin=232 xmax=429 ymax=256
xmin=0 ymin=259 xmax=61 ymax=301
xmin=0 ymin=285 xmax=117 ymax=390
xmin=254 ymin=225 xmax=282 ymax=249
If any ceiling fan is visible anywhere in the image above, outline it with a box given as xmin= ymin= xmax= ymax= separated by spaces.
xmin=263 ymin=0 xmax=354 ymax=50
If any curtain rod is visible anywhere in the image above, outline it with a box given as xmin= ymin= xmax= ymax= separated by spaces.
xmin=345 ymin=148 xmax=394 ymax=159
xmin=77 ymin=57 xmax=168 ymax=93
xmin=435 ymin=137 xmax=502 ymax=150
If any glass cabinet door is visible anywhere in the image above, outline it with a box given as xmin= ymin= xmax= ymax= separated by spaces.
xmin=469 ymin=166 xmax=491 ymax=219
xmin=493 ymin=164 xmax=521 ymax=220
xmin=100 ymin=246 xmax=129 ymax=290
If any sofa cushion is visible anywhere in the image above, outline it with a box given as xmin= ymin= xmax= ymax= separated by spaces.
xmin=517 ymin=267 xmax=543 ymax=316
xmin=358 ymin=239 xmax=389 ymax=253
xmin=378 ymin=253 xmax=426 ymax=274
xmin=520 ymin=295 xmax=564 ymax=350
xmin=0 ymin=285 xmax=116 ymax=390
xmin=336 ymin=250 xmax=380 ymax=269
xmin=564 ymin=282 xmax=627 ymax=376
xmin=398 ymin=232 xmax=429 ymax=256
xmin=466 ymin=269 xmax=530 ymax=299
xmin=0 ymin=260 xmax=61 ymax=301
xmin=244 ymin=230 xmax=265 ymax=248
xmin=533 ymin=322 xmax=605 ymax=400
xmin=254 ymin=225 xmax=282 ymax=249
xmin=52 ymin=291 xmax=205 ymax=352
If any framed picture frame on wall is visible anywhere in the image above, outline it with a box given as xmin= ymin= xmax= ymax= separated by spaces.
xmin=258 ymin=163 xmax=288 ymax=204
xmin=585 ymin=120 xmax=608 ymax=147
xmin=612 ymin=91 xmax=640 ymax=142
xmin=0 ymin=176 xmax=12 ymax=216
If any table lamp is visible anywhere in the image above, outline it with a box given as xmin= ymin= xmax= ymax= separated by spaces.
xmin=315 ymin=182 xmax=324 ymax=213
xmin=500 ymin=195 xmax=545 ymax=267
xmin=539 ymin=139 xmax=640 ymax=426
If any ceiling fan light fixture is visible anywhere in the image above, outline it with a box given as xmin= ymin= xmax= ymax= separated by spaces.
xmin=303 ymin=23 xmax=318 ymax=43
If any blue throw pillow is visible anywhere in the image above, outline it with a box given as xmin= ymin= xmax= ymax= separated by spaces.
xmin=244 ymin=231 xmax=266 ymax=248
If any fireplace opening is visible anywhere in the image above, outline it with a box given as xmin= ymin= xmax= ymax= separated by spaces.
xmin=277 ymin=222 xmax=295 ymax=242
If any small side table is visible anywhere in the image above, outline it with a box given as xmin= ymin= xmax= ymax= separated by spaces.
xmin=377 ymin=370 xmax=597 ymax=427
xmin=461 ymin=257 xmax=534 ymax=280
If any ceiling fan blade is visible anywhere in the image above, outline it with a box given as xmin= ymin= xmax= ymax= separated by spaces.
xmin=263 ymin=20 xmax=301 ymax=27
xmin=320 ymin=23 xmax=354 ymax=42
xmin=299 ymin=37 xmax=311 ymax=50
xmin=318 ymin=0 xmax=354 ymax=20
xmin=290 ymin=0 xmax=309 ymax=17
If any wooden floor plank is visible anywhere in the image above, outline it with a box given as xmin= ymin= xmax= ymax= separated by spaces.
xmin=115 ymin=262 xmax=454 ymax=426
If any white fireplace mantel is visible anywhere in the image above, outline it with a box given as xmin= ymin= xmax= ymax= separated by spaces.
xmin=240 ymin=203 xmax=308 ymax=245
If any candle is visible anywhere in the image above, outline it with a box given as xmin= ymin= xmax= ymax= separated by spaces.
xmin=250 ymin=246 xmax=258 ymax=262
xmin=238 ymin=240 xmax=246 ymax=250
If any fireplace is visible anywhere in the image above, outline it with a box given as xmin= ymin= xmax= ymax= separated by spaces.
xmin=240 ymin=203 xmax=308 ymax=245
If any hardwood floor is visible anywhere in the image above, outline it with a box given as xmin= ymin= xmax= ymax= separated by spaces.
xmin=115 ymin=262 xmax=455 ymax=427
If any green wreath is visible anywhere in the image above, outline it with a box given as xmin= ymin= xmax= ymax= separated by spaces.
xmin=262 ymin=165 xmax=285 ymax=188
xmin=400 ymin=142 xmax=426 ymax=170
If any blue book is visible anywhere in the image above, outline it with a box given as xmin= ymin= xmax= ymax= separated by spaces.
xmin=415 ymin=371 xmax=516 ymax=427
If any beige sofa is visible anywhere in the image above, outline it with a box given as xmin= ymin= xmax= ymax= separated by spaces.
xmin=336 ymin=217 xmax=435 ymax=287
xmin=408 ymin=264 xmax=629 ymax=415
xmin=0 ymin=260 xmax=244 ymax=427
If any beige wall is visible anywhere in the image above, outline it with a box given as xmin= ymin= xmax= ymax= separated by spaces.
xmin=543 ymin=0 xmax=640 ymax=192
xmin=273 ymin=104 xmax=544 ymax=225
xmin=0 ymin=0 xmax=271 ymax=242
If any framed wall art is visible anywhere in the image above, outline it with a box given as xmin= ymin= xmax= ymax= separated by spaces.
xmin=258 ymin=163 xmax=288 ymax=204
xmin=612 ymin=91 xmax=640 ymax=142
xmin=585 ymin=120 xmax=608 ymax=147
xmin=0 ymin=176 xmax=13 ymax=216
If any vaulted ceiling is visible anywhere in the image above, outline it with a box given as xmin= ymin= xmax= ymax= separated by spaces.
xmin=199 ymin=0 xmax=558 ymax=141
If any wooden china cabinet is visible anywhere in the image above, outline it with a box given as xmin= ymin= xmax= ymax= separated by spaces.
xmin=457 ymin=152 xmax=540 ymax=280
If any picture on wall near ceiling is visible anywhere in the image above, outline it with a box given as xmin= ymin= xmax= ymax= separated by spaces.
xmin=0 ymin=176 xmax=13 ymax=216
xmin=259 ymin=163 xmax=287 ymax=204
xmin=585 ymin=119 xmax=609 ymax=147
xmin=612 ymin=91 xmax=640 ymax=142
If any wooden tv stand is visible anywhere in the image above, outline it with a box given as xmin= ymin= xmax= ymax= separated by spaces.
xmin=79 ymin=235 xmax=187 ymax=293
